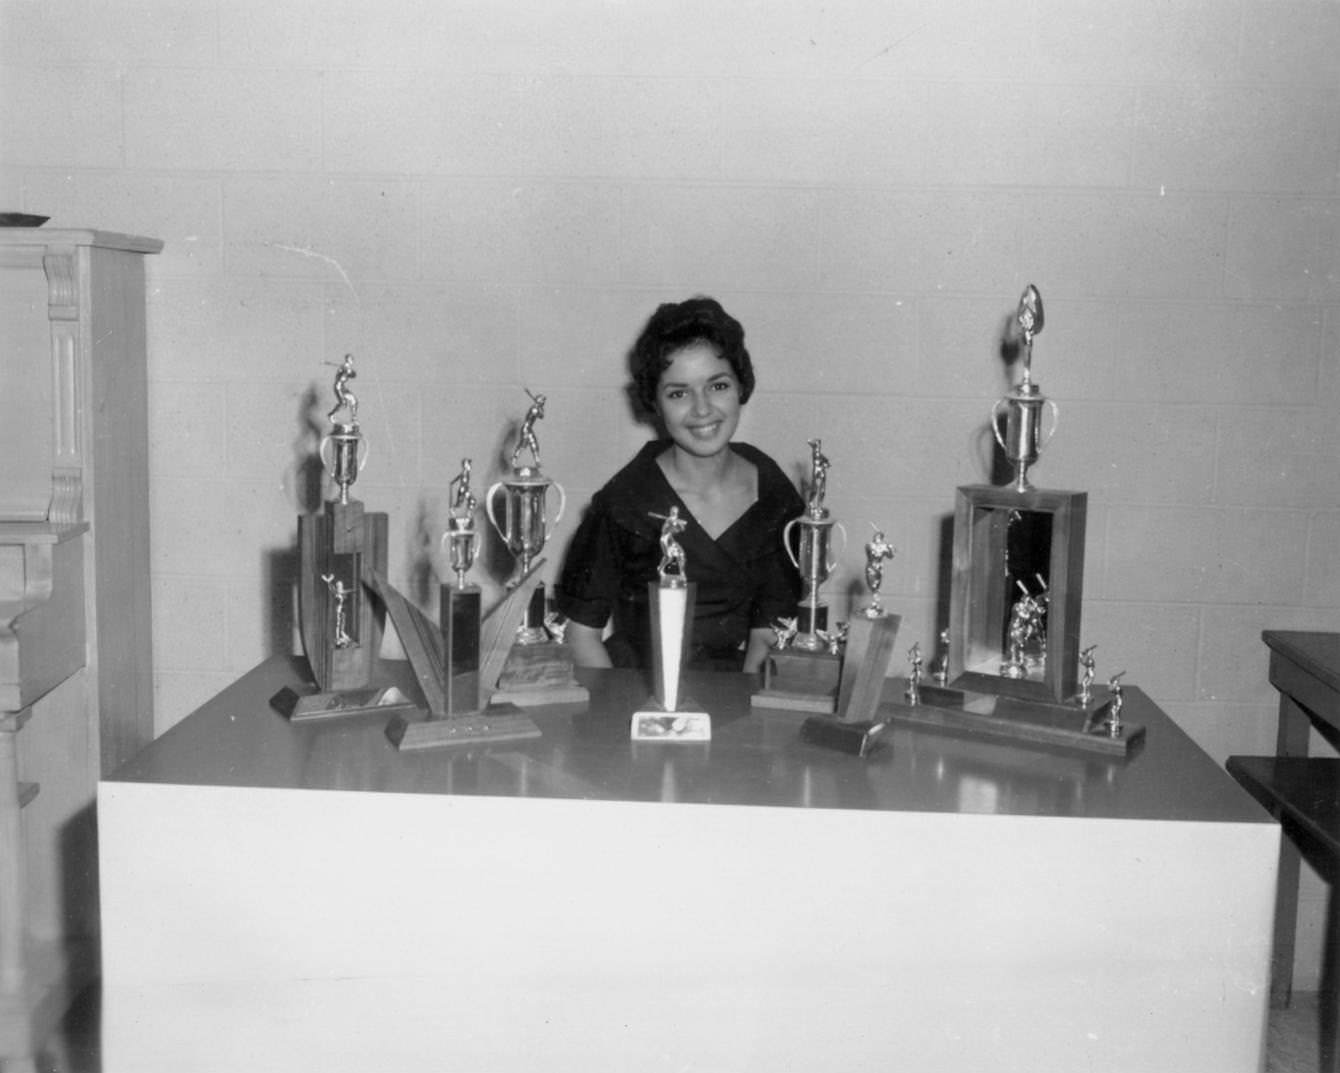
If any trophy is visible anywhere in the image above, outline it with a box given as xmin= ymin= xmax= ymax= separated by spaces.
xmin=752 ymin=438 xmax=848 ymax=712
xmin=482 ymin=390 xmax=587 ymax=707
xmin=859 ymin=525 xmax=896 ymax=619
xmin=381 ymin=454 xmax=545 ymax=751
xmin=284 ymin=355 xmax=391 ymax=718
xmin=795 ymin=521 xmax=901 ymax=757
xmin=630 ymin=507 xmax=710 ymax=742
xmin=878 ymin=285 xmax=1143 ymax=757
xmin=440 ymin=458 xmax=483 ymax=713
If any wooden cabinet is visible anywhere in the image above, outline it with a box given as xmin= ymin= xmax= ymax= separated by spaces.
xmin=0 ymin=229 xmax=160 ymax=1071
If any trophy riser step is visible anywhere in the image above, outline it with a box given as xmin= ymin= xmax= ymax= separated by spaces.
xmin=882 ymin=691 xmax=1143 ymax=758
xmin=386 ymin=711 xmax=541 ymax=751
xmin=488 ymin=685 xmax=589 ymax=709
xmin=750 ymin=689 xmax=836 ymax=714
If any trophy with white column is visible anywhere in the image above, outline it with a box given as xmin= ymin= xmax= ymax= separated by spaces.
xmin=631 ymin=507 xmax=710 ymax=741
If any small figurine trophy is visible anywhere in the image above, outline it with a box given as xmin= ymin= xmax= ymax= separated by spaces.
xmin=1077 ymin=644 xmax=1098 ymax=706
xmin=483 ymin=390 xmax=587 ymax=707
xmin=859 ymin=526 xmax=896 ymax=619
xmin=631 ymin=508 xmax=710 ymax=741
xmin=291 ymin=354 xmax=390 ymax=705
xmin=991 ymin=284 xmax=1059 ymax=493
xmin=753 ymin=438 xmax=848 ymax=712
xmin=933 ymin=629 xmax=951 ymax=686
xmin=999 ymin=575 xmax=1049 ymax=679
xmin=440 ymin=458 xmax=483 ymax=713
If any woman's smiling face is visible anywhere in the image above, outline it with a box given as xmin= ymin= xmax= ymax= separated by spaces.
xmin=655 ymin=341 xmax=742 ymax=460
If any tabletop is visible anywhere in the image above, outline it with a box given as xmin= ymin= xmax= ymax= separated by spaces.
xmin=110 ymin=655 xmax=1266 ymax=827
xmin=1263 ymin=630 xmax=1340 ymax=696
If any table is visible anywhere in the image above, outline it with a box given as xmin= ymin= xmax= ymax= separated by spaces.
xmin=1263 ymin=629 xmax=1340 ymax=1005
xmin=97 ymin=656 xmax=1277 ymax=1073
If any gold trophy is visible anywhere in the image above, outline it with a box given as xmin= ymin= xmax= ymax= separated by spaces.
xmin=752 ymin=438 xmax=847 ymax=712
xmin=630 ymin=508 xmax=710 ymax=742
xmin=482 ymin=390 xmax=587 ymax=707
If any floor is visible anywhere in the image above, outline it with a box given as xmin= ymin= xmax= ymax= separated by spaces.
xmin=23 ymin=986 xmax=1331 ymax=1072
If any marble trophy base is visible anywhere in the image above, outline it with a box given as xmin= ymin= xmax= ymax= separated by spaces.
xmin=491 ymin=641 xmax=590 ymax=707
xmin=630 ymin=698 xmax=712 ymax=743
xmin=797 ymin=614 xmax=900 ymax=758
xmin=881 ymin=679 xmax=1143 ymax=758
xmin=487 ymin=581 xmax=590 ymax=708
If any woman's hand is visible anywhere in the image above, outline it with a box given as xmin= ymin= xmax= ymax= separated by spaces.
xmin=566 ymin=621 xmax=613 ymax=668
xmin=742 ymin=627 xmax=776 ymax=675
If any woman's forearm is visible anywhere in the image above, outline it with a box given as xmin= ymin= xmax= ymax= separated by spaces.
xmin=566 ymin=621 xmax=614 ymax=668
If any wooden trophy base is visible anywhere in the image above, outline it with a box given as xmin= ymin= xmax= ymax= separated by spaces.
xmin=798 ymin=716 xmax=888 ymax=757
xmin=797 ymin=614 xmax=900 ymax=758
xmin=490 ymin=641 xmax=590 ymax=708
xmin=270 ymin=684 xmax=420 ymax=724
xmin=385 ymin=707 xmax=541 ymax=751
xmin=752 ymin=648 xmax=842 ymax=713
xmin=881 ymin=679 xmax=1143 ymax=758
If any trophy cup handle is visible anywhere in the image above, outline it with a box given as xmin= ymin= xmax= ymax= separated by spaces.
xmin=317 ymin=434 xmax=371 ymax=476
xmin=828 ymin=521 xmax=848 ymax=574
xmin=782 ymin=517 xmax=801 ymax=571
xmin=1040 ymin=398 xmax=1060 ymax=447
xmin=484 ymin=481 xmax=507 ymax=542
xmin=548 ymin=481 xmax=567 ymax=536
xmin=990 ymin=396 xmax=1009 ymax=452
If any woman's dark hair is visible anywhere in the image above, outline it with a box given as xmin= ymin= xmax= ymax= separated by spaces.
xmin=630 ymin=296 xmax=755 ymax=413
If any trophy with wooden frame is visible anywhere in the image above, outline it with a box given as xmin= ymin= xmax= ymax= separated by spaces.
xmin=880 ymin=286 xmax=1142 ymax=757
xmin=630 ymin=508 xmax=711 ymax=742
xmin=280 ymin=355 xmax=400 ymax=722
xmin=482 ymin=389 xmax=588 ymax=707
xmin=751 ymin=438 xmax=847 ymax=712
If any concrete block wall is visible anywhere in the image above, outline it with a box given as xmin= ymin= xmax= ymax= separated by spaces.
xmin=2 ymin=0 xmax=1338 ymax=986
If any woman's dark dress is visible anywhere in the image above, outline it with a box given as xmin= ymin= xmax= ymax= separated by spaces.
xmin=555 ymin=440 xmax=803 ymax=670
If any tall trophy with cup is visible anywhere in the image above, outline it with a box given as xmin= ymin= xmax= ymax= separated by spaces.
xmin=295 ymin=354 xmax=388 ymax=698
xmin=483 ymin=389 xmax=588 ymax=706
xmin=752 ymin=437 xmax=847 ymax=712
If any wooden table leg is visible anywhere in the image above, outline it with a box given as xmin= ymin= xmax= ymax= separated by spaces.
xmin=1273 ymin=693 xmax=1313 ymax=1008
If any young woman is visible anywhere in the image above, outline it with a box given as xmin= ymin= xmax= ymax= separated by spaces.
xmin=556 ymin=296 xmax=803 ymax=673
